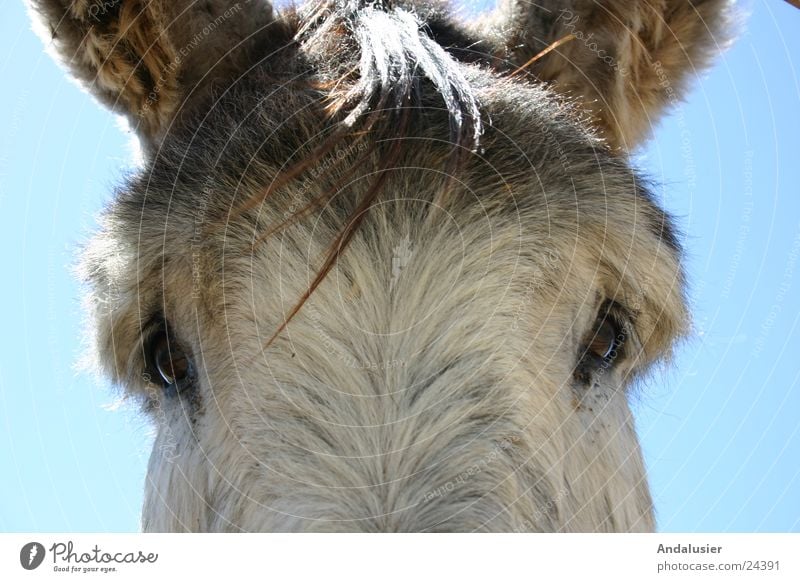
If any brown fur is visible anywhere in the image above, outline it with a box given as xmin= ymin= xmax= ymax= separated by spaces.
xmin=481 ymin=0 xmax=731 ymax=148
xmin=28 ymin=0 xmax=284 ymax=145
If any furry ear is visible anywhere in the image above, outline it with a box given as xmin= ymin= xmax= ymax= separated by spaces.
xmin=479 ymin=0 xmax=731 ymax=150
xmin=27 ymin=0 xmax=283 ymax=148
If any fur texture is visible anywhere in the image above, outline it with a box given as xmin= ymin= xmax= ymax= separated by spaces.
xmin=28 ymin=0 xmax=284 ymax=145
xmin=479 ymin=0 xmax=731 ymax=148
xmin=28 ymin=0 xmax=729 ymax=531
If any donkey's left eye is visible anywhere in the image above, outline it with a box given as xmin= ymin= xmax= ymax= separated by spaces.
xmin=588 ymin=318 xmax=619 ymax=360
xmin=147 ymin=329 xmax=193 ymax=396
xmin=580 ymin=304 xmax=629 ymax=369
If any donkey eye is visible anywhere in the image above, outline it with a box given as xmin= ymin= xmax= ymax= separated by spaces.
xmin=147 ymin=328 xmax=193 ymax=396
xmin=582 ymin=302 xmax=629 ymax=367
xmin=574 ymin=308 xmax=629 ymax=385
xmin=588 ymin=318 xmax=618 ymax=360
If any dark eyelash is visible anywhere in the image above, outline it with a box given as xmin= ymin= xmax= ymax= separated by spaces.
xmin=139 ymin=317 xmax=166 ymax=380
xmin=602 ymin=307 xmax=630 ymax=359
xmin=574 ymin=301 xmax=634 ymax=384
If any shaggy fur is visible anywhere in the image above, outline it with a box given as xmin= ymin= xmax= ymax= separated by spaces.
xmin=28 ymin=0 xmax=283 ymax=145
xmin=29 ymin=0 xmax=728 ymax=531
xmin=479 ymin=0 xmax=730 ymax=148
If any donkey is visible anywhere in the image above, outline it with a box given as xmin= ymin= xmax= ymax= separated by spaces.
xmin=29 ymin=0 xmax=729 ymax=531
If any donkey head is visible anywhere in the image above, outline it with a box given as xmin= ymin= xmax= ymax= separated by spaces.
xmin=29 ymin=0 xmax=728 ymax=531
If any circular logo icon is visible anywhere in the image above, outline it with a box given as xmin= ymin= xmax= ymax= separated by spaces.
xmin=20 ymin=542 xmax=46 ymax=570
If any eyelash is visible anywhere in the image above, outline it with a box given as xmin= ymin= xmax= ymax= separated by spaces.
xmin=575 ymin=302 xmax=632 ymax=382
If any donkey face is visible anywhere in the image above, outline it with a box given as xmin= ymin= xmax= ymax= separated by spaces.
xmin=30 ymin=0 xmax=728 ymax=531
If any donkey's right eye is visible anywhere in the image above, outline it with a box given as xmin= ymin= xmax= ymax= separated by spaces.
xmin=146 ymin=328 xmax=193 ymax=397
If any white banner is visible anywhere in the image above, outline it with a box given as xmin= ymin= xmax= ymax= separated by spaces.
xmin=1 ymin=534 xmax=797 ymax=581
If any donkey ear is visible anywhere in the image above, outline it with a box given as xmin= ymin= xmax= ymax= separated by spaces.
xmin=27 ymin=0 xmax=282 ymax=148
xmin=480 ymin=0 xmax=731 ymax=150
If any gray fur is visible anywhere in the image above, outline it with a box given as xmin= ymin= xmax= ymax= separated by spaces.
xmin=27 ymin=0 xmax=730 ymax=531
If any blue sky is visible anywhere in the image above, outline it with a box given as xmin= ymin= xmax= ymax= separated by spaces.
xmin=1 ymin=0 xmax=798 ymax=532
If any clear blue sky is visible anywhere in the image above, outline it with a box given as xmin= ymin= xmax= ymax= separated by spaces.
xmin=1 ymin=0 xmax=798 ymax=532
